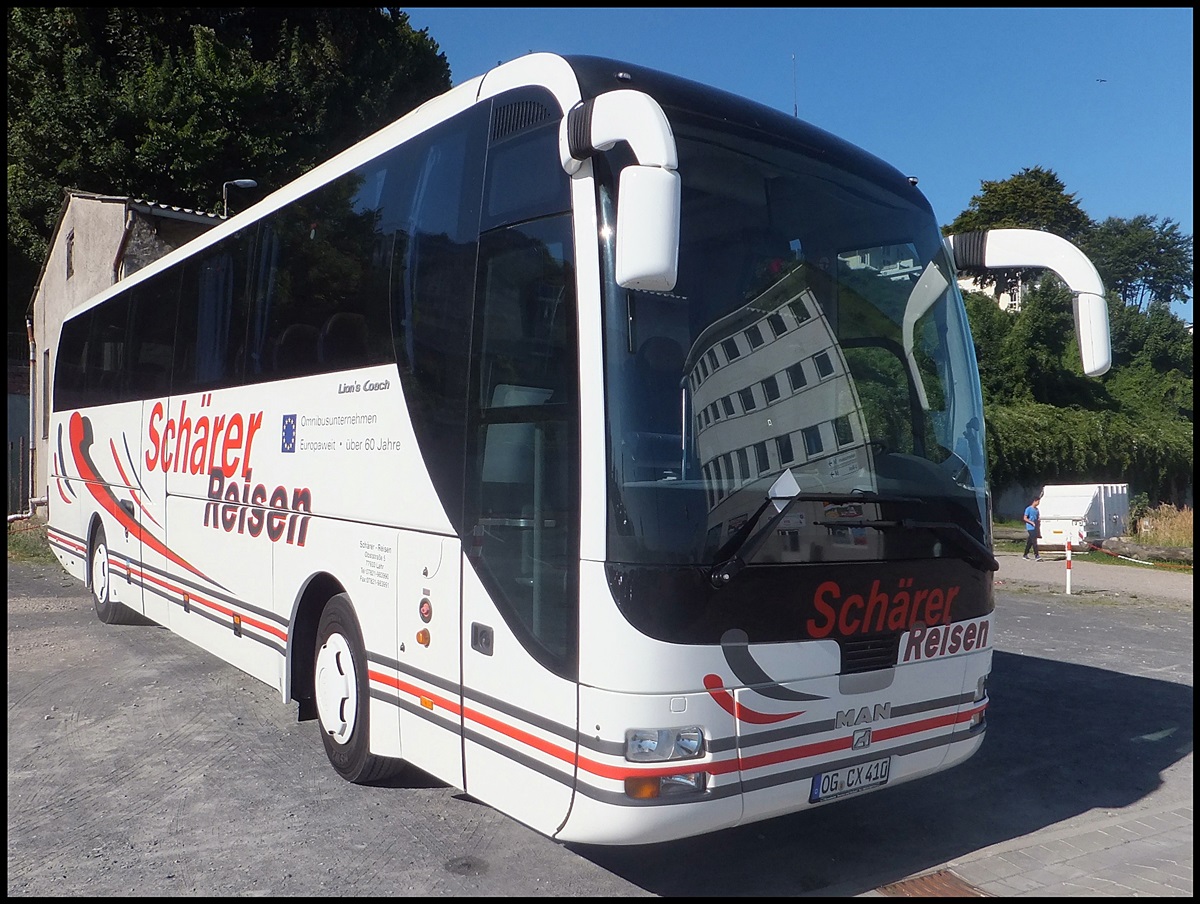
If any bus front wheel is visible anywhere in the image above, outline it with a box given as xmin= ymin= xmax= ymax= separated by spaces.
xmin=314 ymin=593 xmax=403 ymax=784
xmin=90 ymin=525 xmax=139 ymax=625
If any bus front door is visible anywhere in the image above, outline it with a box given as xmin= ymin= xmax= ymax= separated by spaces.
xmin=458 ymin=521 xmax=578 ymax=840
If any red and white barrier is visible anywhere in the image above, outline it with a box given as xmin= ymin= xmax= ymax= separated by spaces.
xmin=1065 ymin=535 xmax=1072 ymax=594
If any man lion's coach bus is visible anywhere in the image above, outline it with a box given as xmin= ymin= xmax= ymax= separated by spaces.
xmin=46 ymin=53 xmax=1111 ymax=845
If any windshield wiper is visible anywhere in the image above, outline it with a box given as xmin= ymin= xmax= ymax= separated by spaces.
xmin=812 ymin=517 xmax=999 ymax=572
xmin=709 ymin=490 xmax=921 ymax=588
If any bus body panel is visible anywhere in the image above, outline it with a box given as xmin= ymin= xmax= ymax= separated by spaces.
xmin=557 ymin=787 xmax=745 ymax=846
xmin=734 ymin=648 xmax=972 ymax=826
xmin=46 ymin=432 xmax=89 ymax=585
xmin=475 ymin=51 xmax=583 ymax=114
xmin=68 ymin=400 xmax=147 ymax=615
xmin=155 ymin=371 xmax=452 ymax=537
xmin=578 ymin=558 xmax=846 ymax=694
xmin=459 ymin=558 xmax=577 ymax=839
xmin=378 ymin=532 xmax=463 ymax=783
xmin=163 ymin=488 xmax=283 ymax=691
xmin=563 ymin=685 xmax=742 ymax=845
xmin=136 ymin=398 xmax=173 ymax=625
xmin=109 ymin=400 xmax=148 ymax=618
xmin=575 ymin=554 xmax=992 ymax=840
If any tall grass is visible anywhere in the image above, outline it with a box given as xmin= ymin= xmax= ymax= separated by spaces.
xmin=1136 ymin=504 xmax=1193 ymax=548
xmin=6 ymin=515 xmax=55 ymax=563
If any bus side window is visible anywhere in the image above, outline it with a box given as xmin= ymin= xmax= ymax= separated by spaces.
xmin=252 ymin=211 xmax=324 ymax=383
xmin=54 ymin=309 xmax=93 ymax=411
xmin=468 ymin=214 xmax=578 ymax=673
xmin=86 ymin=294 xmax=132 ymax=406
xmin=384 ymin=103 xmax=488 ymax=524
xmin=272 ymin=323 xmax=320 ymax=376
xmin=128 ymin=270 xmax=181 ymax=400
xmin=244 ymin=168 xmax=398 ymax=384
xmin=317 ymin=312 xmax=368 ymax=368
xmin=175 ymin=237 xmax=252 ymax=394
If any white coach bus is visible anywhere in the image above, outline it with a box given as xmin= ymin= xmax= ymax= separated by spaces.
xmin=46 ymin=52 xmax=1111 ymax=845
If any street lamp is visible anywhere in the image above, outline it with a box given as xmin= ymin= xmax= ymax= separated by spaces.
xmin=222 ymin=179 xmax=257 ymax=218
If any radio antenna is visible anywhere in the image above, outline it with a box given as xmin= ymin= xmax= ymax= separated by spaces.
xmin=792 ymin=53 xmax=798 ymax=117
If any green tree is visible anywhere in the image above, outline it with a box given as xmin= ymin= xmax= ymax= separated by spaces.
xmin=997 ymin=282 xmax=1108 ymax=409
xmin=962 ymin=289 xmax=1017 ymax=405
xmin=951 ymin=169 xmax=1193 ymax=506
xmin=7 ymin=7 xmax=451 ymax=331
xmin=944 ymin=166 xmax=1093 ymax=296
xmin=1081 ymin=214 xmax=1193 ymax=312
xmin=945 ymin=166 xmax=1092 ymax=239
xmin=1102 ymin=294 xmax=1193 ymax=421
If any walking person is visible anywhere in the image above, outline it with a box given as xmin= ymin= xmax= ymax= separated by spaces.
xmin=1023 ymin=495 xmax=1043 ymax=560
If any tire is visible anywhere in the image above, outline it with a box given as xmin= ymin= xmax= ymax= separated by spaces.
xmin=90 ymin=525 xmax=140 ymax=626
xmin=313 ymin=593 xmax=403 ymax=784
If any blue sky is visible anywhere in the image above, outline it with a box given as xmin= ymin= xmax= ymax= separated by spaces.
xmin=404 ymin=7 xmax=1194 ymax=323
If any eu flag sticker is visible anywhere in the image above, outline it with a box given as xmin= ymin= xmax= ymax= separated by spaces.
xmin=282 ymin=414 xmax=297 ymax=453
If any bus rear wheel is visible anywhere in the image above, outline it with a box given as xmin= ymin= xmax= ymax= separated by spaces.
xmin=90 ymin=525 xmax=139 ymax=625
xmin=314 ymin=593 xmax=403 ymax=784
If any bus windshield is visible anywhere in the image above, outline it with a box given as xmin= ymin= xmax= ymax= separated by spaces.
xmin=604 ymin=111 xmax=988 ymax=571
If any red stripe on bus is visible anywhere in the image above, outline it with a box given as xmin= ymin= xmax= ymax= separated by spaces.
xmin=870 ymin=706 xmax=983 ymax=742
xmin=108 ymin=438 xmax=161 ymax=528
xmin=70 ymin=412 xmax=214 ymax=587
xmin=703 ymin=673 xmax=804 ymax=724
xmin=368 ymin=669 xmax=984 ymax=783
xmin=134 ymin=566 xmax=289 ymax=642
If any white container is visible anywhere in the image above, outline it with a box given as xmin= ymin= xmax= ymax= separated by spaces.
xmin=1036 ymin=483 xmax=1129 ymax=549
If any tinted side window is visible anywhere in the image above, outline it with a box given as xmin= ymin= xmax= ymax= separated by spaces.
xmin=174 ymin=233 xmax=255 ymax=394
xmin=244 ymin=169 xmax=396 ymax=384
xmin=54 ymin=310 xmax=93 ymax=411
xmin=385 ymin=102 xmax=489 ymax=527
xmin=480 ymin=87 xmax=569 ymax=232
xmin=467 ymin=214 xmax=579 ymax=677
xmin=85 ymin=295 xmax=131 ymax=406
xmin=128 ymin=270 xmax=181 ymax=399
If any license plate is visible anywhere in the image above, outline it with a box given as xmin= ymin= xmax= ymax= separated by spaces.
xmin=809 ymin=757 xmax=891 ymax=803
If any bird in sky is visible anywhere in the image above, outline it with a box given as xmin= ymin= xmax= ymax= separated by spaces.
xmin=1097 ymin=78 xmax=1107 ymax=83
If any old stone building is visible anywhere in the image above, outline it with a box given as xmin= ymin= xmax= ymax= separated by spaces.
xmin=19 ymin=190 xmax=219 ymax=510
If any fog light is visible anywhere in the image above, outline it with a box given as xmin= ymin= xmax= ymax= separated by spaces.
xmin=659 ymin=771 xmax=706 ymax=795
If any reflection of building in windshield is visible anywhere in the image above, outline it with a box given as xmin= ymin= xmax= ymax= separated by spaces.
xmin=840 ymin=243 xmax=922 ymax=282
xmin=685 ymin=264 xmax=878 ymax=554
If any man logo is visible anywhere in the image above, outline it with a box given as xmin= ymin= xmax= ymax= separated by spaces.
xmin=836 ymin=703 xmax=891 ymax=727
xmin=852 ymin=728 xmax=872 ymax=750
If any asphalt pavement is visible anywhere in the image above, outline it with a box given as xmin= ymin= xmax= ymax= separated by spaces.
xmin=857 ymin=549 xmax=1193 ymax=897
xmin=992 ymin=545 xmax=1193 ymax=606
xmin=8 ymin=551 xmax=1191 ymax=896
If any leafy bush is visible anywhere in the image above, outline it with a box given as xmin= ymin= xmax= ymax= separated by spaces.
xmin=986 ymin=404 xmax=1193 ymax=505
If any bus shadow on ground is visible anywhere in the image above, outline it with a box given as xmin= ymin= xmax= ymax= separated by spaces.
xmin=572 ymin=650 xmax=1193 ymax=896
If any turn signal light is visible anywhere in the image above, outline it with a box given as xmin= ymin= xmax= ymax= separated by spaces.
xmin=625 ymin=776 xmax=659 ymax=799
xmin=624 ymin=772 xmax=707 ymax=799
xmin=416 ymin=628 xmax=430 ymax=647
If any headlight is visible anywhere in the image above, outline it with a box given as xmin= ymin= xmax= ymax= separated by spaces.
xmin=625 ymin=726 xmax=705 ymax=762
